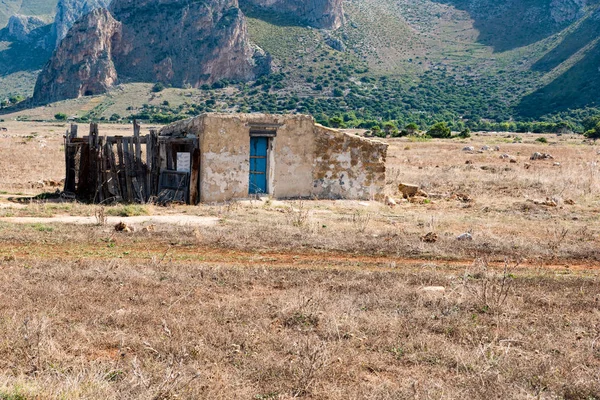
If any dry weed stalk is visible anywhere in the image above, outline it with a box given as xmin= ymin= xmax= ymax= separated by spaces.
xmin=286 ymin=201 xmax=310 ymax=228
xmin=291 ymin=338 xmax=330 ymax=397
xmin=546 ymin=224 xmax=569 ymax=258
xmin=351 ymin=211 xmax=372 ymax=233
xmin=94 ymin=205 xmax=107 ymax=225
xmin=463 ymin=257 xmax=518 ymax=313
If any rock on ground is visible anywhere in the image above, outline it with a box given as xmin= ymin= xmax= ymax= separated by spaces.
xmin=398 ymin=183 xmax=428 ymax=198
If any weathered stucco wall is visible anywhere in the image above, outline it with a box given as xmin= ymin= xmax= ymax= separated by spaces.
xmin=270 ymin=115 xmax=316 ymax=198
xmin=198 ymin=114 xmax=251 ymax=203
xmin=160 ymin=113 xmax=387 ymax=202
xmin=312 ymin=125 xmax=387 ymax=200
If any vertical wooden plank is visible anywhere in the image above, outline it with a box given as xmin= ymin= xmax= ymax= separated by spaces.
xmin=96 ymin=136 xmax=105 ymax=203
xmin=123 ymin=137 xmax=134 ymax=202
xmin=166 ymin=141 xmax=173 ymax=170
xmin=116 ymin=137 xmax=128 ymax=202
xmin=189 ymin=147 xmax=200 ymax=205
xmin=64 ymin=128 xmax=74 ymax=193
xmin=129 ymin=138 xmax=138 ymax=201
xmin=151 ymin=130 xmax=160 ymax=198
xmin=145 ymin=134 xmax=152 ymax=202
xmin=108 ymin=141 xmax=121 ymax=200
xmin=159 ymin=138 xmax=167 ymax=170
xmin=133 ymin=119 xmax=141 ymax=137
xmin=101 ymin=137 xmax=111 ymax=202
xmin=133 ymin=127 xmax=143 ymax=201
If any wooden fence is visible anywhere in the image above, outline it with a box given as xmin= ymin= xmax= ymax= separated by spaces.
xmin=64 ymin=122 xmax=199 ymax=204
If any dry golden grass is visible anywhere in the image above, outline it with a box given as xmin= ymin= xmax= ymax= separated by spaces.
xmin=0 ymin=243 xmax=598 ymax=399
xmin=0 ymin=124 xmax=599 ymax=398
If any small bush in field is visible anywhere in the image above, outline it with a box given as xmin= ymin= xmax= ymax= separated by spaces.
xmin=427 ymin=122 xmax=451 ymax=138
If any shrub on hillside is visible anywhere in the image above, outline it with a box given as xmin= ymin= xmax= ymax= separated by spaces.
xmin=427 ymin=122 xmax=451 ymax=138
xmin=402 ymin=123 xmax=419 ymax=136
xmin=458 ymin=128 xmax=471 ymax=138
xmin=582 ymin=115 xmax=600 ymax=132
xmin=584 ymin=122 xmax=600 ymax=140
xmin=54 ymin=113 xmax=67 ymax=121
xmin=383 ymin=121 xmax=398 ymax=137
xmin=152 ymin=82 xmax=165 ymax=93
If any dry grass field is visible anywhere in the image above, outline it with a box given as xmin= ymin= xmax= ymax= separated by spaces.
xmin=0 ymin=122 xmax=599 ymax=399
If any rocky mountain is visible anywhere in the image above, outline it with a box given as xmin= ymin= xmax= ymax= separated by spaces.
xmin=240 ymin=0 xmax=344 ymax=29
xmin=33 ymin=0 xmax=270 ymax=103
xmin=33 ymin=8 xmax=120 ymax=103
xmin=3 ymin=0 xmax=600 ymax=127
xmin=5 ymin=15 xmax=47 ymax=42
xmin=52 ymin=0 xmax=112 ymax=48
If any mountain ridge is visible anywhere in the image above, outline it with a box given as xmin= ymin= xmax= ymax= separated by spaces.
xmin=1 ymin=0 xmax=599 ymax=128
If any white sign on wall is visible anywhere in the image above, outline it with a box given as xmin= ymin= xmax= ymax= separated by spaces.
xmin=177 ymin=152 xmax=191 ymax=173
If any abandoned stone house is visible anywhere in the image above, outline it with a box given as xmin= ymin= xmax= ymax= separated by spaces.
xmin=64 ymin=113 xmax=388 ymax=204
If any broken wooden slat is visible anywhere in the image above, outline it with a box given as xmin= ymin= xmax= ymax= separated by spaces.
xmin=145 ymin=134 xmax=152 ymax=202
xmin=96 ymin=136 xmax=105 ymax=203
xmin=107 ymin=141 xmax=121 ymax=200
xmin=166 ymin=141 xmax=173 ymax=171
xmin=116 ymin=137 xmax=127 ymax=202
xmin=189 ymin=147 xmax=200 ymax=205
xmin=133 ymin=127 xmax=144 ymax=201
xmin=123 ymin=137 xmax=134 ymax=202
xmin=150 ymin=130 xmax=160 ymax=199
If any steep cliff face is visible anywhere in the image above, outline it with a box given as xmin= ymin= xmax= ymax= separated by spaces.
xmin=109 ymin=0 xmax=266 ymax=86
xmin=51 ymin=0 xmax=112 ymax=48
xmin=241 ymin=0 xmax=344 ymax=29
xmin=33 ymin=8 xmax=121 ymax=103
xmin=33 ymin=0 xmax=269 ymax=103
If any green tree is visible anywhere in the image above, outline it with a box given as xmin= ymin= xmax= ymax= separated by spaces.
xmin=371 ymin=125 xmax=383 ymax=137
xmin=54 ymin=113 xmax=68 ymax=121
xmin=383 ymin=121 xmax=398 ymax=136
xmin=458 ymin=128 xmax=471 ymax=138
xmin=404 ymin=123 xmax=419 ymax=135
xmin=582 ymin=115 xmax=600 ymax=132
xmin=584 ymin=122 xmax=600 ymax=140
xmin=329 ymin=116 xmax=345 ymax=128
xmin=152 ymin=82 xmax=165 ymax=93
xmin=427 ymin=122 xmax=451 ymax=138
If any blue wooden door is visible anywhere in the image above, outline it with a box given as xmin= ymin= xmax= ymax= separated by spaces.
xmin=249 ymin=137 xmax=268 ymax=194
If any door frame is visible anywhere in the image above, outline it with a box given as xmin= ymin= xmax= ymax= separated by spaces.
xmin=249 ymin=124 xmax=278 ymax=196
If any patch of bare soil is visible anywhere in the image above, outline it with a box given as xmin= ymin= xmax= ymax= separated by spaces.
xmin=0 ymin=215 xmax=219 ymax=226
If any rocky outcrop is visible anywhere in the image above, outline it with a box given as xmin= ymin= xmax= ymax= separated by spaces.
xmin=33 ymin=8 xmax=121 ymax=103
xmin=51 ymin=0 xmax=112 ymax=48
xmin=6 ymin=15 xmax=47 ymax=42
xmin=241 ymin=0 xmax=344 ymax=29
xmin=33 ymin=0 xmax=270 ymax=104
xmin=550 ymin=0 xmax=586 ymax=23
xmin=109 ymin=0 xmax=267 ymax=87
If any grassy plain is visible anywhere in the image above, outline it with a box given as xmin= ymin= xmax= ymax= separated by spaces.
xmin=0 ymin=122 xmax=599 ymax=398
